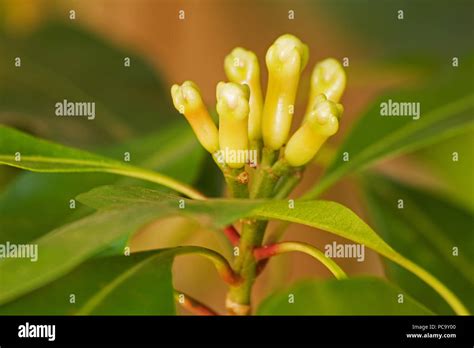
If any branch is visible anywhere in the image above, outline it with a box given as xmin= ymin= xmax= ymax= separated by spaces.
xmin=171 ymin=246 xmax=241 ymax=285
xmin=174 ymin=289 xmax=218 ymax=316
xmin=223 ymin=225 xmax=241 ymax=246
xmin=253 ymin=241 xmax=348 ymax=280
xmin=226 ymin=219 xmax=267 ymax=315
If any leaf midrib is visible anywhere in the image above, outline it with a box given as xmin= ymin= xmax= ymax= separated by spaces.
xmin=0 ymin=155 xmax=119 ymax=167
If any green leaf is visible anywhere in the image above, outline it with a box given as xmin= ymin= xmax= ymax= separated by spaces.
xmin=0 ymin=123 xmax=204 ymax=244
xmin=0 ymin=201 xmax=179 ymax=305
xmin=0 ymin=251 xmax=175 ymax=315
xmin=0 ymin=22 xmax=174 ymax=145
xmin=361 ymin=174 xmax=474 ymax=314
xmin=257 ymin=277 xmax=432 ymax=315
xmin=1 ymin=185 xmax=467 ymax=314
xmin=413 ymin=130 xmax=474 ymax=212
xmin=77 ymin=185 xmax=260 ymax=227
xmin=0 ymin=125 xmax=204 ymax=199
xmin=305 ymin=59 xmax=474 ymax=199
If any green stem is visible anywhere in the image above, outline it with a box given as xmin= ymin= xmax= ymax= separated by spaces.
xmin=264 ymin=221 xmax=291 ymax=244
xmin=225 ymin=167 xmax=249 ymax=198
xmin=212 ymin=154 xmax=249 ymax=198
xmin=272 ymin=167 xmax=304 ymax=199
xmin=252 ymin=158 xmax=292 ymax=199
xmin=254 ymin=241 xmax=347 ymax=280
xmin=226 ymin=219 xmax=267 ymax=315
xmin=250 ymin=147 xmax=279 ymax=198
xmin=225 ymin=153 xmax=294 ymax=314
xmin=249 ymin=138 xmax=263 ymax=167
xmin=170 ymin=246 xmax=240 ymax=285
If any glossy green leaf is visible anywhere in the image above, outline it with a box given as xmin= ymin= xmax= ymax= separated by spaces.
xmin=361 ymin=175 xmax=474 ymax=314
xmin=0 ymin=125 xmax=204 ymax=199
xmin=0 ymin=251 xmax=175 ymax=315
xmin=305 ymin=59 xmax=474 ymax=199
xmin=0 ymin=123 xmax=204 ymax=244
xmin=257 ymin=277 xmax=432 ymax=315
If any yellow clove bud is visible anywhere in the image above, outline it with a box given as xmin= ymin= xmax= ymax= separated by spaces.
xmin=171 ymin=81 xmax=220 ymax=154
xmin=216 ymin=82 xmax=250 ymax=168
xmin=262 ymin=34 xmax=309 ymax=150
xmin=306 ymin=58 xmax=346 ymax=116
xmin=285 ymin=94 xmax=343 ymax=167
xmin=224 ymin=48 xmax=263 ymax=142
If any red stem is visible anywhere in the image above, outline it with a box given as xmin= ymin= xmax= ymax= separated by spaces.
xmin=175 ymin=291 xmax=218 ymax=316
xmin=253 ymin=243 xmax=280 ymax=261
xmin=223 ymin=225 xmax=240 ymax=246
xmin=253 ymin=244 xmax=280 ymax=276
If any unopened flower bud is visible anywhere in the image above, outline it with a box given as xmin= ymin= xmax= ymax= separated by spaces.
xmin=306 ymin=58 xmax=346 ymax=116
xmin=225 ymin=48 xmax=263 ymax=141
xmin=262 ymin=34 xmax=309 ymax=150
xmin=285 ymin=95 xmax=343 ymax=167
xmin=171 ymin=81 xmax=219 ymax=154
xmin=216 ymin=82 xmax=250 ymax=168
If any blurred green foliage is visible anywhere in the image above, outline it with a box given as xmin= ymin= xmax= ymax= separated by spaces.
xmin=363 ymin=175 xmax=474 ymax=314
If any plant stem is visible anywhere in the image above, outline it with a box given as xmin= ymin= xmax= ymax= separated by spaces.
xmin=226 ymin=219 xmax=267 ymax=315
xmin=171 ymin=246 xmax=240 ymax=285
xmin=249 ymin=138 xmax=263 ymax=168
xmin=223 ymin=225 xmax=241 ymax=246
xmin=264 ymin=221 xmax=291 ymax=244
xmin=212 ymin=154 xmax=249 ymax=198
xmin=272 ymin=167 xmax=304 ymax=199
xmin=225 ymin=167 xmax=249 ymax=198
xmin=254 ymin=241 xmax=347 ymax=280
xmin=174 ymin=289 xmax=218 ymax=316
xmin=252 ymin=158 xmax=292 ymax=199
xmin=226 ymin=152 xmax=294 ymax=315
xmin=250 ymin=147 xmax=279 ymax=198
